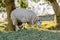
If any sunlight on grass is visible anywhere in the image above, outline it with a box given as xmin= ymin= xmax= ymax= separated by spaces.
xmin=0 ymin=18 xmax=5 ymax=23
xmin=23 ymin=21 xmax=57 ymax=30
xmin=0 ymin=18 xmax=8 ymax=31
xmin=23 ymin=23 xmax=30 ymax=29
xmin=0 ymin=27 xmax=5 ymax=31
xmin=41 ymin=21 xmax=57 ymax=29
xmin=0 ymin=18 xmax=57 ymax=31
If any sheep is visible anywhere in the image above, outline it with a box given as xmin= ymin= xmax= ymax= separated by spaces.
xmin=11 ymin=8 xmax=41 ymax=31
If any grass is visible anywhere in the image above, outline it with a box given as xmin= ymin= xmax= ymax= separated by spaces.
xmin=41 ymin=21 xmax=56 ymax=29
xmin=0 ymin=20 xmax=56 ymax=31
xmin=22 ymin=21 xmax=56 ymax=30
xmin=0 ymin=29 xmax=60 ymax=40
xmin=0 ymin=18 xmax=59 ymax=40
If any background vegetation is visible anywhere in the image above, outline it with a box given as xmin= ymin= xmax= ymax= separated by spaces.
xmin=0 ymin=0 xmax=60 ymax=40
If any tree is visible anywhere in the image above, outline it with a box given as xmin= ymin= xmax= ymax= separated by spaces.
xmin=47 ymin=0 xmax=60 ymax=29
xmin=2 ymin=0 xmax=28 ymax=31
xmin=3 ymin=0 xmax=16 ymax=31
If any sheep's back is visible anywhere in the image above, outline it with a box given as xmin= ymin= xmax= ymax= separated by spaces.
xmin=11 ymin=8 xmax=38 ymax=24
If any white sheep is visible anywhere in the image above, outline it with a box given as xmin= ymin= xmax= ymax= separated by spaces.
xmin=11 ymin=8 xmax=41 ymax=31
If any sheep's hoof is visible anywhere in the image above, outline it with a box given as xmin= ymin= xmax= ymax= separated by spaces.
xmin=15 ymin=28 xmax=20 ymax=31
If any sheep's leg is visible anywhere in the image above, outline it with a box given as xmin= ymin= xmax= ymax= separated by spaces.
xmin=31 ymin=19 xmax=35 ymax=25
xmin=12 ymin=19 xmax=20 ymax=31
xmin=21 ymin=23 xmax=26 ymax=29
xmin=15 ymin=25 xmax=20 ymax=31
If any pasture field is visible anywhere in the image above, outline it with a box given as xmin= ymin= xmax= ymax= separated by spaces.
xmin=0 ymin=29 xmax=60 ymax=40
xmin=0 ymin=19 xmax=56 ymax=31
xmin=0 ymin=19 xmax=58 ymax=40
xmin=0 ymin=15 xmax=56 ymax=31
xmin=0 ymin=16 xmax=59 ymax=40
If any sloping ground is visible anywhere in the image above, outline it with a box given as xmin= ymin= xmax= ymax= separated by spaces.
xmin=0 ymin=29 xmax=60 ymax=40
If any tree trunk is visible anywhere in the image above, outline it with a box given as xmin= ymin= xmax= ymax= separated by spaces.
xmin=49 ymin=0 xmax=60 ymax=29
xmin=4 ymin=0 xmax=16 ymax=31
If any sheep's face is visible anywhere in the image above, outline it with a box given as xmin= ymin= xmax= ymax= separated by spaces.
xmin=36 ymin=21 xmax=42 ymax=27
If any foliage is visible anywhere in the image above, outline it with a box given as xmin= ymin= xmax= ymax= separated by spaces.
xmin=0 ymin=0 xmax=14 ymax=8
xmin=0 ymin=0 xmax=2 ymax=3
xmin=18 ymin=0 xmax=28 ymax=8
xmin=45 ymin=0 xmax=56 ymax=3
xmin=31 ymin=0 xmax=40 ymax=3
xmin=45 ymin=0 xmax=51 ymax=4
xmin=3 ymin=0 xmax=14 ymax=5
xmin=0 ymin=0 xmax=5 ymax=8
xmin=0 ymin=3 xmax=5 ymax=8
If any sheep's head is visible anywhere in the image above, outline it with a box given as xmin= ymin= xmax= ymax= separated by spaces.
xmin=36 ymin=20 xmax=42 ymax=27
xmin=35 ymin=17 xmax=42 ymax=27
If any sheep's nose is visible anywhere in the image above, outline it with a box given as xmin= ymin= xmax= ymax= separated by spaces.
xmin=37 ymin=21 xmax=42 ymax=27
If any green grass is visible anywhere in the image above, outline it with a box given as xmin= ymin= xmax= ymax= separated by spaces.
xmin=0 ymin=29 xmax=60 ymax=40
xmin=0 ymin=18 xmax=60 ymax=40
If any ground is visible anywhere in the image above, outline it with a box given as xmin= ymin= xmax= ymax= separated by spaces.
xmin=0 ymin=17 xmax=59 ymax=40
